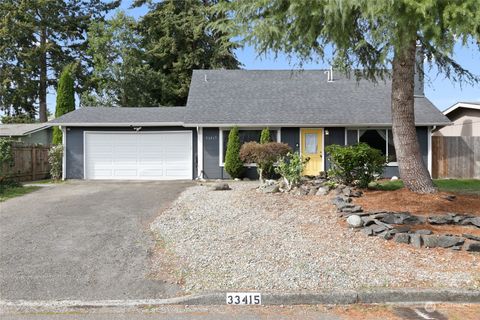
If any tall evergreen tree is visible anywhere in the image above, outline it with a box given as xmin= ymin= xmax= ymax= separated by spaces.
xmin=135 ymin=0 xmax=240 ymax=106
xmin=82 ymin=11 xmax=162 ymax=107
xmin=53 ymin=65 xmax=75 ymax=145
xmin=214 ymin=0 xmax=480 ymax=193
xmin=0 ymin=0 xmax=119 ymax=121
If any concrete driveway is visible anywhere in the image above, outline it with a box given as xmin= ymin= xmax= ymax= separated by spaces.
xmin=0 ymin=181 xmax=191 ymax=300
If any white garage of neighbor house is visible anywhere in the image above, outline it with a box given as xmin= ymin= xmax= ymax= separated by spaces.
xmin=49 ymin=69 xmax=450 ymax=181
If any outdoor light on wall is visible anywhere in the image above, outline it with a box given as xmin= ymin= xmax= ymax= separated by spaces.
xmin=325 ymin=130 xmax=329 ymax=136
xmin=133 ymin=127 xmax=142 ymax=132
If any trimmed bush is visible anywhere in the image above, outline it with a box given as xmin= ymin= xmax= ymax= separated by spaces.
xmin=274 ymin=151 xmax=309 ymax=190
xmin=48 ymin=145 xmax=63 ymax=181
xmin=224 ymin=127 xmax=244 ymax=179
xmin=240 ymin=141 xmax=291 ymax=181
xmin=325 ymin=143 xmax=386 ymax=188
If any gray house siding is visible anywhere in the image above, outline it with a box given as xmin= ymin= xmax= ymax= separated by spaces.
xmin=65 ymin=126 xmax=197 ymax=179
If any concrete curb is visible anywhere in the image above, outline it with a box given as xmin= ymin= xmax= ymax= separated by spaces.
xmin=1 ymin=289 xmax=479 ymax=312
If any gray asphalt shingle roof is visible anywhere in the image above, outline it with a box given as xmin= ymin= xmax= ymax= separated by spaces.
xmin=49 ymin=107 xmax=186 ymax=125
xmin=0 ymin=123 xmax=51 ymax=137
xmin=185 ymin=70 xmax=450 ymax=126
xmin=49 ymin=70 xmax=450 ymax=126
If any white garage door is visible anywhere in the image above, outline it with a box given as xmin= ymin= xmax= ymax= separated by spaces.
xmin=84 ymin=131 xmax=192 ymax=180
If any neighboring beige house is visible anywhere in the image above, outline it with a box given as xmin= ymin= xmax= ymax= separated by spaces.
xmin=433 ymin=102 xmax=480 ymax=136
xmin=0 ymin=123 xmax=52 ymax=145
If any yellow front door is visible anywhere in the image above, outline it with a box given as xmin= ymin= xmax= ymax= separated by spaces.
xmin=301 ymin=128 xmax=323 ymax=176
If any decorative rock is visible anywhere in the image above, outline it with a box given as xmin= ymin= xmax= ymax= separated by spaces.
xmin=469 ymin=217 xmax=480 ymax=227
xmin=390 ymin=176 xmax=399 ymax=180
xmin=337 ymin=202 xmax=355 ymax=210
xmin=362 ymin=227 xmax=374 ymax=236
xmin=243 ymin=177 xmax=250 ymax=181
xmin=464 ymin=240 xmax=480 ymax=252
xmin=342 ymin=187 xmax=352 ymax=197
xmin=371 ymin=224 xmax=387 ymax=234
xmin=261 ymin=184 xmax=280 ymax=193
xmin=380 ymin=230 xmax=393 ymax=240
xmin=351 ymin=190 xmax=363 ymax=197
xmin=346 ymin=215 xmax=363 ymax=228
xmin=316 ymin=186 xmax=330 ymax=196
xmin=211 ymin=183 xmax=231 ymax=191
xmin=234 ymin=178 xmax=241 ymax=181
xmin=450 ymin=246 xmax=462 ymax=251
xmin=410 ymin=234 xmax=422 ymax=248
xmin=390 ymin=225 xmax=411 ymax=234
xmin=422 ymin=235 xmax=464 ymax=248
xmin=463 ymin=234 xmax=480 ymax=242
xmin=415 ymin=229 xmax=433 ymax=235
xmin=264 ymin=179 xmax=277 ymax=186
xmin=341 ymin=205 xmax=363 ymax=213
xmin=427 ymin=215 xmax=454 ymax=225
xmin=307 ymin=187 xmax=318 ymax=195
xmin=442 ymin=195 xmax=456 ymax=201
xmin=394 ymin=233 xmax=410 ymax=244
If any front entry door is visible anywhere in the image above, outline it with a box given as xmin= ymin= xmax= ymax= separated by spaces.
xmin=301 ymin=128 xmax=323 ymax=176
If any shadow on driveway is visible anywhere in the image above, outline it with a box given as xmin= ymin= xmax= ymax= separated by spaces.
xmin=0 ymin=180 xmax=192 ymax=300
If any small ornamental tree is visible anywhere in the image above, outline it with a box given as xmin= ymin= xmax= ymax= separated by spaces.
xmin=53 ymin=65 xmax=75 ymax=145
xmin=240 ymin=141 xmax=291 ymax=182
xmin=224 ymin=127 xmax=244 ymax=179
xmin=274 ymin=152 xmax=309 ymax=191
xmin=326 ymin=143 xmax=386 ymax=188
xmin=260 ymin=128 xmax=271 ymax=144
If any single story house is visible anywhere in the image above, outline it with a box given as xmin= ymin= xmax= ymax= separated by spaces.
xmin=49 ymin=69 xmax=450 ymax=181
xmin=433 ymin=102 xmax=480 ymax=137
xmin=0 ymin=123 xmax=52 ymax=145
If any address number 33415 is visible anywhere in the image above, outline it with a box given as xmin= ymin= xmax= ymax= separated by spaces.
xmin=226 ymin=292 xmax=262 ymax=305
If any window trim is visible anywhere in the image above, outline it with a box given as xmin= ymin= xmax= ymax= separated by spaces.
xmin=344 ymin=128 xmax=398 ymax=166
xmin=218 ymin=127 xmax=281 ymax=167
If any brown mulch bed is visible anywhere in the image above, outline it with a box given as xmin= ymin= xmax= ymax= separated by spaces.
xmin=354 ymin=188 xmax=480 ymax=216
xmin=353 ymin=188 xmax=480 ymax=237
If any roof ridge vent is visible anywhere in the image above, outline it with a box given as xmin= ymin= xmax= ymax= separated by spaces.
xmin=204 ymin=74 xmax=208 ymax=82
xmin=324 ymin=67 xmax=334 ymax=82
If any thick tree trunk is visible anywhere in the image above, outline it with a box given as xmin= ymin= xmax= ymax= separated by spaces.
xmin=391 ymin=40 xmax=436 ymax=193
xmin=39 ymin=26 xmax=48 ymax=122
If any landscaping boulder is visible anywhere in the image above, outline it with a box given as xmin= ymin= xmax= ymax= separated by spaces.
xmin=422 ymin=235 xmax=464 ymax=248
xmin=389 ymin=226 xmax=411 ymax=234
xmin=463 ymin=234 xmax=480 ymax=242
xmin=341 ymin=205 xmax=363 ymax=213
xmin=428 ymin=214 xmax=455 ymax=225
xmin=346 ymin=215 xmax=363 ymax=228
xmin=362 ymin=227 xmax=374 ymax=236
xmin=410 ymin=234 xmax=422 ymax=248
xmin=394 ymin=233 xmax=410 ymax=244
xmin=261 ymin=184 xmax=280 ymax=193
xmin=415 ymin=229 xmax=433 ymax=235
xmin=211 ymin=183 xmax=231 ymax=191
xmin=316 ymin=186 xmax=330 ymax=196
xmin=464 ymin=240 xmax=480 ymax=252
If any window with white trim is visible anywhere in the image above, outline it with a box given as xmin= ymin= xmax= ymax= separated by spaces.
xmin=220 ymin=128 xmax=279 ymax=165
xmin=346 ymin=129 xmax=397 ymax=165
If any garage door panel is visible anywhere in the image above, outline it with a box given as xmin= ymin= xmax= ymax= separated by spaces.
xmin=85 ymin=132 xmax=192 ymax=180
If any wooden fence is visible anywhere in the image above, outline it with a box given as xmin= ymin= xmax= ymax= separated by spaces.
xmin=1 ymin=145 xmax=51 ymax=182
xmin=432 ymin=136 xmax=480 ymax=179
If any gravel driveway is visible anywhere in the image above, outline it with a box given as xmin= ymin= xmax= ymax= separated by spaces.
xmin=0 ymin=180 xmax=191 ymax=300
xmin=151 ymin=182 xmax=479 ymax=293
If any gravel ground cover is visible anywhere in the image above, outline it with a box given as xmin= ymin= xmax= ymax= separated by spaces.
xmin=151 ymin=182 xmax=480 ymax=293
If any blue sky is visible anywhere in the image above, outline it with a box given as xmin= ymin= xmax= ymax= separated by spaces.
xmin=45 ymin=1 xmax=480 ymax=113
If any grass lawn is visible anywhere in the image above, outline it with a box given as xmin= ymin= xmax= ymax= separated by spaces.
xmin=0 ymin=186 xmax=40 ymax=202
xmin=369 ymin=179 xmax=480 ymax=195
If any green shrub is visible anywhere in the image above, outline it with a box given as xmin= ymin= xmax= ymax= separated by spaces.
xmin=239 ymin=141 xmax=291 ymax=181
xmin=260 ymin=127 xmax=271 ymax=144
xmin=325 ymin=143 xmax=386 ymax=188
xmin=48 ymin=145 xmax=63 ymax=181
xmin=224 ymin=127 xmax=244 ymax=179
xmin=274 ymin=151 xmax=309 ymax=190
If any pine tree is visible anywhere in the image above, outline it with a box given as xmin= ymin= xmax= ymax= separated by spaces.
xmin=224 ymin=127 xmax=244 ymax=179
xmin=53 ymin=65 xmax=75 ymax=145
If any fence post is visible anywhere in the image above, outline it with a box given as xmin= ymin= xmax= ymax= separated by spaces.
xmin=31 ymin=147 xmax=36 ymax=181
